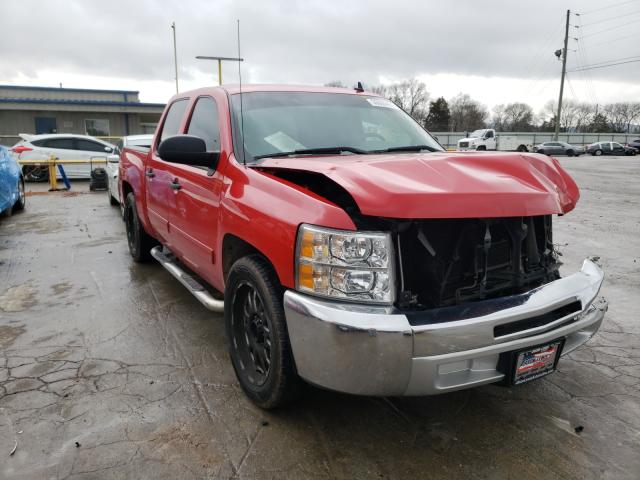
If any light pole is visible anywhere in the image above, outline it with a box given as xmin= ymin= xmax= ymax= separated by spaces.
xmin=171 ymin=22 xmax=179 ymax=93
xmin=195 ymin=56 xmax=244 ymax=85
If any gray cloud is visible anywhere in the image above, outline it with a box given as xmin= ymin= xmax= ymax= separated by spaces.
xmin=1 ymin=0 xmax=638 ymax=96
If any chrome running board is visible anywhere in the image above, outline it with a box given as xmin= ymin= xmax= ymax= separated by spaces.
xmin=150 ymin=246 xmax=224 ymax=312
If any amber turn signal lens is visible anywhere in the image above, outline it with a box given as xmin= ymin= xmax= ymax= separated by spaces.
xmin=298 ymin=262 xmax=314 ymax=289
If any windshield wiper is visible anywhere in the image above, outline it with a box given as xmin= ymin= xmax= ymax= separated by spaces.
xmin=253 ymin=146 xmax=368 ymax=160
xmin=373 ymin=145 xmax=439 ymax=153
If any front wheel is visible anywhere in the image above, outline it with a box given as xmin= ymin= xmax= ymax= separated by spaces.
xmin=566 ymin=150 xmax=574 ymax=157
xmin=225 ymin=255 xmax=301 ymax=409
xmin=476 ymin=145 xmax=486 ymax=151
xmin=594 ymin=149 xmax=603 ymax=156
xmin=124 ymin=192 xmax=157 ymax=262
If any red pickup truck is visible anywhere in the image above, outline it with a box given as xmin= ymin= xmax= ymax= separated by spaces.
xmin=119 ymin=85 xmax=607 ymax=408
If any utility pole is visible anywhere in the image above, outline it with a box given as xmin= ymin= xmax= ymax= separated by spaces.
xmin=195 ymin=56 xmax=243 ymax=85
xmin=554 ymin=9 xmax=570 ymax=140
xmin=171 ymin=22 xmax=179 ymax=93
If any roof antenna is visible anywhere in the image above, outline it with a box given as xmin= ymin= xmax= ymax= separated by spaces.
xmin=354 ymin=81 xmax=364 ymax=93
xmin=237 ymin=19 xmax=246 ymax=167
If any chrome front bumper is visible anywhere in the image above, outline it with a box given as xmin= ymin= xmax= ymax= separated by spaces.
xmin=283 ymin=259 xmax=607 ymax=396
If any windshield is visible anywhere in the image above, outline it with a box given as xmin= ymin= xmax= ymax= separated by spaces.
xmin=469 ymin=129 xmax=487 ymax=138
xmin=230 ymin=92 xmax=442 ymax=162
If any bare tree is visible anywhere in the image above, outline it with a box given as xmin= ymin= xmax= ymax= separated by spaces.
xmin=449 ymin=93 xmax=488 ymax=131
xmin=502 ymin=102 xmax=534 ymax=131
xmin=373 ymin=79 xmax=430 ymax=123
xmin=492 ymin=104 xmax=507 ymax=130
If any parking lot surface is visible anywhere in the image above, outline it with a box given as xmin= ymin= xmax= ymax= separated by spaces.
xmin=0 ymin=156 xmax=639 ymax=479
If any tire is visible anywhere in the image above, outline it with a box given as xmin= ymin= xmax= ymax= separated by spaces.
xmin=630 ymin=150 xmax=636 ymax=156
xmin=476 ymin=145 xmax=486 ymax=151
xmin=567 ymin=150 xmax=574 ymax=157
xmin=517 ymin=145 xmax=528 ymax=152
xmin=23 ymin=165 xmax=50 ymax=183
xmin=537 ymin=149 xmax=545 ymax=155
xmin=225 ymin=255 xmax=301 ymax=409
xmin=13 ymin=178 xmax=25 ymax=212
xmin=594 ymin=149 xmax=603 ymax=156
xmin=123 ymin=192 xmax=157 ymax=262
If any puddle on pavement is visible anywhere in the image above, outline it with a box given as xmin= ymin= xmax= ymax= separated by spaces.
xmin=51 ymin=282 xmax=73 ymax=295
xmin=0 ymin=324 xmax=26 ymax=348
xmin=0 ymin=283 xmax=38 ymax=312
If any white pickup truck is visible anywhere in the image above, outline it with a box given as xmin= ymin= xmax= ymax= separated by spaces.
xmin=457 ymin=129 xmax=533 ymax=152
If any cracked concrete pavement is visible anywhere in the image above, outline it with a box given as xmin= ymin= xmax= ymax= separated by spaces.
xmin=0 ymin=156 xmax=638 ymax=479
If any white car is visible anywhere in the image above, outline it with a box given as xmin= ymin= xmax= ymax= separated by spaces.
xmin=11 ymin=133 xmax=116 ymax=180
xmin=107 ymin=135 xmax=153 ymax=206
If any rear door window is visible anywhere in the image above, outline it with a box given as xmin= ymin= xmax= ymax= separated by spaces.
xmin=76 ymin=139 xmax=108 ymax=152
xmin=187 ymin=97 xmax=220 ymax=152
xmin=42 ymin=138 xmax=75 ymax=150
xmin=159 ymin=99 xmax=189 ymax=143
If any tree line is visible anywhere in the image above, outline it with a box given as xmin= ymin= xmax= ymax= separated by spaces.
xmin=325 ymin=79 xmax=640 ymax=133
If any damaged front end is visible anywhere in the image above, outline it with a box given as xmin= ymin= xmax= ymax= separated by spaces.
xmin=258 ymin=153 xmax=607 ymax=396
xmin=388 ymin=215 xmax=560 ymax=310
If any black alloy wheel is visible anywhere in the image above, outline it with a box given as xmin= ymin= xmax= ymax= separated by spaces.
xmin=231 ymin=281 xmax=272 ymax=387
xmin=124 ymin=192 xmax=156 ymax=262
xmin=225 ymin=255 xmax=301 ymax=408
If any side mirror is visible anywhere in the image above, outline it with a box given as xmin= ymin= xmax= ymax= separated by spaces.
xmin=104 ymin=146 xmax=113 ymax=153
xmin=157 ymin=135 xmax=219 ymax=169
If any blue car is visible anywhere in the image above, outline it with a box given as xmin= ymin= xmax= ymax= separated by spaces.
xmin=0 ymin=145 xmax=26 ymax=216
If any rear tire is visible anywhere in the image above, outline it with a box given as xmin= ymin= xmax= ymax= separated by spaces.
xmin=13 ymin=178 xmax=26 ymax=212
xmin=594 ymin=149 xmax=603 ymax=156
xmin=225 ymin=255 xmax=301 ymax=409
xmin=517 ymin=145 xmax=528 ymax=152
xmin=537 ymin=149 xmax=545 ymax=155
xmin=124 ymin=192 xmax=157 ymax=262
xmin=567 ymin=150 xmax=574 ymax=157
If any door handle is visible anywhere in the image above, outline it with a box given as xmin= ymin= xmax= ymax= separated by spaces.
xmin=170 ymin=179 xmax=181 ymax=190
xmin=145 ymin=169 xmax=155 ymax=178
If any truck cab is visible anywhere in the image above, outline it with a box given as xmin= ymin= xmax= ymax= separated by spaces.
xmin=457 ymin=128 xmax=496 ymax=151
xmin=119 ymin=85 xmax=607 ymax=409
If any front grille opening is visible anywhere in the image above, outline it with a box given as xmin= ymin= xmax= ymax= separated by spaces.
xmin=493 ymin=300 xmax=582 ymax=338
xmin=396 ymin=215 xmax=560 ymax=310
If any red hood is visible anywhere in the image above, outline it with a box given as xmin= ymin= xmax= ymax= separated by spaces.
xmin=255 ymin=151 xmax=580 ymax=219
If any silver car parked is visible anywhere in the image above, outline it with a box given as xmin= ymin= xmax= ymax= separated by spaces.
xmin=534 ymin=141 xmax=584 ymax=156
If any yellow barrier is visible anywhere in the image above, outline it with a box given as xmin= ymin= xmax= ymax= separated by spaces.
xmin=18 ymin=155 xmax=107 ymax=191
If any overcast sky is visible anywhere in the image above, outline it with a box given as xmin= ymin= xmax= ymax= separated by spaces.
xmin=2 ymin=0 xmax=639 ymax=111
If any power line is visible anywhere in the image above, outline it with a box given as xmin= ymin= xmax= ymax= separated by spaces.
xmin=577 ymin=0 xmax=639 ymax=15
xmin=579 ymin=9 xmax=640 ymax=27
xmin=572 ymin=54 xmax=640 ymax=68
xmin=580 ymin=18 xmax=638 ymax=38
xmin=584 ymin=31 xmax=640 ymax=48
xmin=568 ymin=58 xmax=640 ymax=72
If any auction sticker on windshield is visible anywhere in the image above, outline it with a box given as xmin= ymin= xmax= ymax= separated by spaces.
xmin=366 ymin=97 xmax=396 ymax=108
xmin=513 ymin=340 xmax=563 ymax=385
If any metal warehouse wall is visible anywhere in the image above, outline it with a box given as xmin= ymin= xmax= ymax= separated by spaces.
xmin=0 ymin=110 xmax=151 ymax=145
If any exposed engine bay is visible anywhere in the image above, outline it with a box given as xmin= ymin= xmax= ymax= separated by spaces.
xmin=258 ymin=167 xmax=562 ymax=310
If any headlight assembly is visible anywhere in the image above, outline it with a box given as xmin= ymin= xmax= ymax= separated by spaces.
xmin=295 ymin=224 xmax=394 ymax=304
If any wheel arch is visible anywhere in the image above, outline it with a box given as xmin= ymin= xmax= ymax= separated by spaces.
xmin=222 ymin=234 xmax=281 ymax=287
